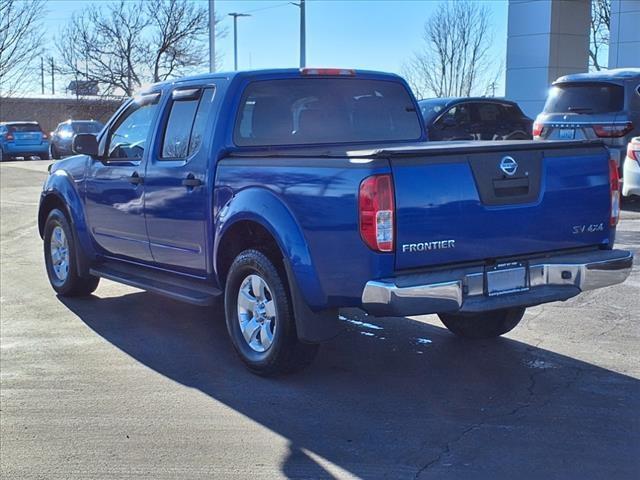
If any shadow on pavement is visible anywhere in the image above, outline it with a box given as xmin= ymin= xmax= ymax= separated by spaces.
xmin=60 ymin=292 xmax=640 ymax=479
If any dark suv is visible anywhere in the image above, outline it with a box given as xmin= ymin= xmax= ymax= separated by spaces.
xmin=419 ymin=97 xmax=533 ymax=141
xmin=50 ymin=120 xmax=104 ymax=159
xmin=534 ymin=68 xmax=640 ymax=171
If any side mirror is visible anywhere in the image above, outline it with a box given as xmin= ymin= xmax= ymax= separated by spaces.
xmin=72 ymin=133 xmax=99 ymax=157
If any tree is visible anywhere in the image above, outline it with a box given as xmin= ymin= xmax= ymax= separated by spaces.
xmin=56 ymin=0 xmax=226 ymax=96
xmin=403 ymin=1 xmax=495 ymax=99
xmin=0 ymin=0 xmax=45 ymax=95
xmin=589 ymin=0 xmax=610 ymax=71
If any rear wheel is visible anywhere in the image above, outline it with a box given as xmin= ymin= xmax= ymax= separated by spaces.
xmin=39 ymin=151 xmax=50 ymax=160
xmin=438 ymin=307 xmax=525 ymax=339
xmin=224 ymin=249 xmax=318 ymax=376
xmin=44 ymin=208 xmax=100 ymax=296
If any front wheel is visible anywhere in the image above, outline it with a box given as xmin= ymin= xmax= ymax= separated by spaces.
xmin=50 ymin=144 xmax=60 ymax=160
xmin=44 ymin=208 xmax=100 ymax=296
xmin=438 ymin=307 xmax=525 ymax=339
xmin=224 ymin=249 xmax=318 ymax=376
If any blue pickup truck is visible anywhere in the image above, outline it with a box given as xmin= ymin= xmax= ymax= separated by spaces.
xmin=39 ymin=68 xmax=633 ymax=375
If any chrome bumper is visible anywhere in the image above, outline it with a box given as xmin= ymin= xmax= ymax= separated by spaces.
xmin=361 ymin=249 xmax=633 ymax=316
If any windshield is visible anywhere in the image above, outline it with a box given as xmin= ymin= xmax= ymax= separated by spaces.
xmin=9 ymin=123 xmax=42 ymax=132
xmin=543 ymin=82 xmax=624 ymax=114
xmin=234 ymin=78 xmax=422 ymax=146
xmin=418 ymin=99 xmax=449 ymax=123
xmin=73 ymin=122 xmax=103 ymax=134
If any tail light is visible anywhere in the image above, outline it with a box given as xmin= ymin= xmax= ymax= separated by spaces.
xmin=593 ymin=122 xmax=634 ymax=138
xmin=609 ymin=159 xmax=620 ymax=227
xmin=532 ymin=122 xmax=543 ymax=137
xmin=41 ymin=132 xmax=48 ymax=139
xmin=5 ymin=132 xmax=14 ymax=141
xmin=627 ymin=141 xmax=640 ymax=164
xmin=359 ymin=174 xmax=394 ymax=252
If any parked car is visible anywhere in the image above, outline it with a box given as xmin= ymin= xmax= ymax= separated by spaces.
xmin=623 ymin=136 xmax=640 ymax=197
xmin=50 ymin=120 xmax=104 ymax=159
xmin=38 ymin=68 xmax=632 ymax=375
xmin=419 ymin=97 xmax=533 ymax=141
xmin=533 ymin=68 xmax=640 ymax=172
xmin=0 ymin=121 xmax=50 ymax=161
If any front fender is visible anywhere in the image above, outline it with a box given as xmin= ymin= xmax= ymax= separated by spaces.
xmin=214 ymin=187 xmax=327 ymax=309
xmin=39 ymin=169 xmax=96 ymax=264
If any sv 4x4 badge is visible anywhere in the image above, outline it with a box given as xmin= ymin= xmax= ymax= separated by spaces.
xmin=572 ymin=223 xmax=604 ymax=234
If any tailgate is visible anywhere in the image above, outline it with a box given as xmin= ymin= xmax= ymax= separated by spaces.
xmin=390 ymin=141 xmax=612 ymax=270
xmin=14 ymin=131 xmax=43 ymax=146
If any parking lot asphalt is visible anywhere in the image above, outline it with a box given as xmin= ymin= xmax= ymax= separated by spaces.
xmin=1 ymin=160 xmax=639 ymax=480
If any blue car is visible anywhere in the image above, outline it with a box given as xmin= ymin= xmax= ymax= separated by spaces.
xmin=0 ymin=121 xmax=50 ymax=161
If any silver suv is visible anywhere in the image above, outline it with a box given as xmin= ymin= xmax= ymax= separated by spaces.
xmin=534 ymin=68 xmax=640 ymax=173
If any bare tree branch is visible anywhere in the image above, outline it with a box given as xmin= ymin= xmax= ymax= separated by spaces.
xmin=403 ymin=1 xmax=496 ymax=99
xmin=56 ymin=0 xmax=226 ymax=96
xmin=0 ymin=0 xmax=46 ymax=95
xmin=589 ymin=0 xmax=610 ymax=71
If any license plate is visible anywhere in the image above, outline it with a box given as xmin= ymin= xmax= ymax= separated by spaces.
xmin=559 ymin=128 xmax=575 ymax=139
xmin=486 ymin=263 xmax=528 ymax=296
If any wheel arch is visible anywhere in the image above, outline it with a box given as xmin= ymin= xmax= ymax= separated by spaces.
xmin=39 ymin=174 xmax=96 ymax=275
xmin=214 ymin=188 xmax=326 ymax=310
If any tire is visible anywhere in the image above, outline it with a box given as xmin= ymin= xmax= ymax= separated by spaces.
xmin=438 ymin=307 xmax=525 ymax=339
xmin=224 ymin=249 xmax=318 ymax=376
xmin=39 ymin=151 xmax=50 ymax=160
xmin=43 ymin=208 xmax=100 ymax=297
xmin=50 ymin=144 xmax=60 ymax=160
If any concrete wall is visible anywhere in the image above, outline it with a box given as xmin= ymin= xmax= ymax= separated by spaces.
xmin=506 ymin=0 xmax=591 ymax=118
xmin=0 ymin=97 xmax=124 ymax=133
xmin=609 ymin=0 xmax=640 ymax=68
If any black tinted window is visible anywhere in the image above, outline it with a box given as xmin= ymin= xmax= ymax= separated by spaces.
xmin=234 ymin=78 xmax=422 ymax=146
xmin=475 ymin=103 xmax=502 ymax=122
xmin=544 ymin=82 xmax=624 ymax=114
xmin=74 ymin=122 xmax=103 ymax=134
xmin=161 ymin=88 xmax=214 ymax=159
xmin=10 ymin=123 xmax=41 ymax=132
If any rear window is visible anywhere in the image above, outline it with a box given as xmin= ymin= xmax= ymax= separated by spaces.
xmin=543 ymin=82 xmax=624 ymax=114
xmin=9 ymin=123 xmax=42 ymax=132
xmin=234 ymin=78 xmax=422 ymax=146
xmin=73 ymin=122 xmax=103 ymax=134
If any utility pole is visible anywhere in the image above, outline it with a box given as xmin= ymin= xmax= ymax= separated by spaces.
xmin=228 ymin=13 xmax=251 ymax=70
xmin=50 ymin=57 xmax=54 ymax=95
xmin=40 ymin=57 xmax=45 ymax=95
xmin=208 ymin=0 xmax=215 ymax=72
xmin=291 ymin=0 xmax=306 ymax=68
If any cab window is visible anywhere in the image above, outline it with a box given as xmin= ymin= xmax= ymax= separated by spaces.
xmin=106 ymin=94 xmax=160 ymax=160
xmin=160 ymin=87 xmax=215 ymax=159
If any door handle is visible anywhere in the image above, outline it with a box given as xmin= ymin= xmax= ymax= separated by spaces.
xmin=128 ymin=172 xmax=143 ymax=185
xmin=182 ymin=174 xmax=202 ymax=188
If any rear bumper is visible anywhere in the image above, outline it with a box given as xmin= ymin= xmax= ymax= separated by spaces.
xmin=3 ymin=142 xmax=49 ymax=155
xmin=361 ymin=249 xmax=633 ymax=316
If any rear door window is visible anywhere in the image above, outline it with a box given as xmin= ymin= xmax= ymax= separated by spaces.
xmin=161 ymin=87 xmax=215 ymax=159
xmin=234 ymin=78 xmax=422 ymax=146
xmin=543 ymin=82 xmax=624 ymax=114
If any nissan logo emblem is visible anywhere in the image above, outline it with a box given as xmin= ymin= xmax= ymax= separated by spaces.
xmin=500 ymin=156 xmax=518 ymax=176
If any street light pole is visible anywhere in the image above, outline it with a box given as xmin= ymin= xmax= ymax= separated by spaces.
xmin=291 ymin=0 xmax=306 ymax=68
xmin=228 ymin=13 xmax=251 ymax=71
xmin=209 ymin=0 xmax=215 ymax=72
